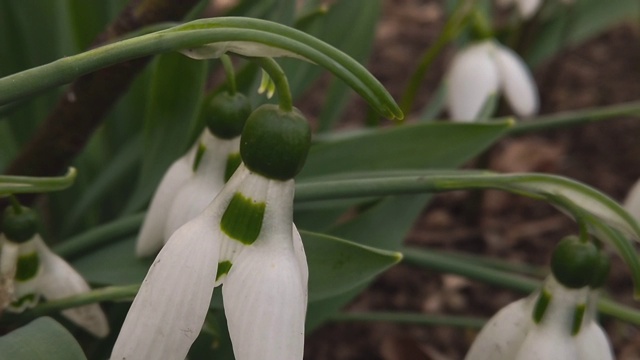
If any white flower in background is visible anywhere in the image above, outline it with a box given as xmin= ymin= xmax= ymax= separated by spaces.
xmin=111 ymin=163 xmax=308 ymax=360
xmin=465 ymin=275 xmax=613 ymax=360
xmin=446 ymin=40 xmax=539 ymax=122
xmin=496 ymin=0 xmax=576 ymax=19
xmin=136 ymin=129 xmax=241 ymax=257
xmin=0 ymin=232 xmax=109 ymax=338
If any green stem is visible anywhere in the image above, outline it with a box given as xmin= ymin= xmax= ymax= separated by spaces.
xmin=7 ymin=195 xmax=22 ymax=213
xmin=0 ymin=285 xmax=140 ymax=324
xmin=0 ymin=167 xmax=77 ymax=196
xmin=399 ymin=0 xmax=473 ymax=114
xmin=54 ymin=213 xmax=144 ymax=259
xmin=402 ymin=246 xmax=640 ymax=326
xmin=509 ymin=101 xmax=640 ymax=135
xmin=220 ymin=54 xmax=237 ymax=94
xmin=329 ymin=311 xmax=486 ymax=329
xmin=0 ymin=17 xmax=401 ymax=119
xmin=252 ymin=57 xmax=293 ymax=112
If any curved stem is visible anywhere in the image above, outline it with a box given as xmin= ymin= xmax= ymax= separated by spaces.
xmin=252 ymin=57 xmax=293 ymax=111
xmin=0 ymin=167 xmax=77 ymax=196
xmin=220 ymin=54 xmax=237 ymax=94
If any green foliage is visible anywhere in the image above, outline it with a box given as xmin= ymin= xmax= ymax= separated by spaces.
xmin=0 ymin=317 xmax=87 ymax=360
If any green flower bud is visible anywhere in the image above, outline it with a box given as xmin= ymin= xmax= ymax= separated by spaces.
xmin=203 ymin=92 xmax=252 ymax=139
xmin=2 ymin=206 xmax=38 ymax=243
xmin=240 ymin=104 xmax=311 ymax=181
xmin=551 ymin=236 xmax=598 ymax=289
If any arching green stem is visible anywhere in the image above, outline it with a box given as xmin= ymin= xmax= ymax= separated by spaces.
xmin=220 ymin=54 xmax=237 ymax=94
xmin=252 ymin=57 xmax=293 ymax=112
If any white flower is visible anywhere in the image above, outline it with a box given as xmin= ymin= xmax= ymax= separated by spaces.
xmin=496 ymin=0 xmax=575 ymax=19
xmin=0 ymin=234 xmax=109 ymax=338
xmin=136 ymin=129 xmax=241 ymax=257
xmin=465 ymin=275 xmax=613 ymax=360
xmin=446 ymin=40 xmax=539 ymax=122
xmin=112 ymin=163 xmax=308 ymax=360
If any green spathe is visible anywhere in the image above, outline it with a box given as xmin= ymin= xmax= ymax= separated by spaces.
xmin=241 ymin=105 xmax=311 ymax=181
xmin=220 ymin=192 xmax=265 ymax=245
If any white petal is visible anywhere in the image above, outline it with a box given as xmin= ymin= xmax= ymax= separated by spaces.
xmin=515 ymin=277 xmax=588 ymax=360
xmin=223 ymin=241 xmax=307 ymax=360
xmin=446 ymin=42 xmax=500 ymax=122
xmin=0 ymin=237 xmax=19 ymax=310
xmin=8 ymin=237 xmax=42 ymax=312
xmin=575 ymin=322 xmax=614 ymax=360
xmin=164 ymin=136 xmax=240 ymax=240
xmin=180 ymin=41 xmax=309 ymax=62
xmin=111 ymin=215 xmax=220 ymax=360
xmin=292 ymin=224 xmax=309 ymax=289
xmin=34 ymin=237 xmax=109 ymax=338
xmin=136 ymin=154 xmax=193 ymax=257
xmin=516 ymin=0 xmax=542 ymax=19
xmin=223 ymin=175 xmax=307 ymax=360
xmin=464 ymin=297 xmax=533 ymax=360
xmin=492 ymin=43 xmax=539 ymax=117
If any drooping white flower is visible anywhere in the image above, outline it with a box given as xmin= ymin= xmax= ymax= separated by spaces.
xmin=465 ymin=275 xmax=613 ymax=360
xmin=112 ymin=163 xmax=308 ymax=360
xmin=136 ymin=129 xmax=241 ymax=257
xmin=446 ymin=40 xmax=539 ymax=122
xmin=496 ymin=0 xmax=575 ymax=20
xmin=0 ymin=234 xmax=109 ymax=338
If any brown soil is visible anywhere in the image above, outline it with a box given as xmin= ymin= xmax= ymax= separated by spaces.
xmin=304 ymin=0 xmax=640 ymax=359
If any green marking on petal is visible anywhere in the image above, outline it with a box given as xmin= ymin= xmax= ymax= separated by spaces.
xmin=572 ymin=303 xmax=586 ymax=336
xmin=192 ymin=142 xmax=207 ymax=172
xmin=224 ymin=153 xmax=242 ymax=182
xmin=15 ymin=252 xmax=40 ymax=281
xmin=532 ymin=289 xmax=552 ymax=324
xmin=220 ymin=192 xmax=265 ymax=245
xmin=216 ymin=260 xmax=233 ymax=281
xmin=10 ymin=293 xmax=38 ymax=309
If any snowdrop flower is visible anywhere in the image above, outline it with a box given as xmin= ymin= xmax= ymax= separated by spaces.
xmin=112 ymin=104 xmax=311 ymax=360
xmin=0 ymin=206 xmax=109 ymax=338
xmin=446 ymin=40 xmax=539 ymax=121
xmin=465 ymin=237 xmax=613 ymax=360
xmin=496 ymin=0 xmax=576 ymax=20
xmin=136 ymin=92 xmax=252 ymax=257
